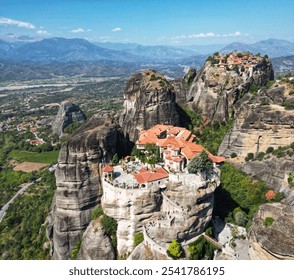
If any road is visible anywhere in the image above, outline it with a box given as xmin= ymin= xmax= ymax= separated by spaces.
xmin=0 ymin=177 xmax=41 ymax=223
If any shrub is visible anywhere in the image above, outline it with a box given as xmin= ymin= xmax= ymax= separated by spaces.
xmin=134 ymin=232 xmax=144 ymax=247
xmin=188 ymin=151 xmax=212 ymax=174
xmin=92 ymin=206 xmax=103 ymax=220
xmin=256 ymin=152 xmax=265 ymax=161
xmin=245 ymin=153 xmax=254 ymax=161
xmin=266 ymin=147 xmax=274 ymax=154
xmin=263 ymin=217 xmax=274 ymax=227
xmin=230 ymin=152 xmax=237 ymax=158
xmin=167 ymin=240 xmax=183 ymax=259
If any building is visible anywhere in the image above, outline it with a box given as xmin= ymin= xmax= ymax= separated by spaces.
xmin=136 ymin=124 xmax=225 ymax=172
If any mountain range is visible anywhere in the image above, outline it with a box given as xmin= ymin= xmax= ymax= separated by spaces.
xmin=1 ymin=37 xmax=294 ymax=64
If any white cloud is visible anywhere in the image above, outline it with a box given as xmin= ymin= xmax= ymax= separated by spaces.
xmin=112 ymin=27 xmax=122 ymax=32
xmin=72 ymin=28 xmax=85 ymax=33
xmin=0 ymin=17 xmax=35 ymax=29
xmin=37 ymin=30 xmax=49 ymax=35
xmin=170 ymin=31 xmax=245 ymax=42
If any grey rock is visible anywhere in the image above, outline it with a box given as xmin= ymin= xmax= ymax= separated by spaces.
xmin=249 ymin=203 xmax=294 ymax=260
xmin=119 ymin=69 xmax=181 ymax=142
xmin=51 ymin=101 xmax=86 ymax=138
xmin=77 ymin=219 xmax=115 ymax=260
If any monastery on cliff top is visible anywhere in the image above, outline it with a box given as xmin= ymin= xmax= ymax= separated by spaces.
xmin=103 ymin=124 xmax=225 ymax=189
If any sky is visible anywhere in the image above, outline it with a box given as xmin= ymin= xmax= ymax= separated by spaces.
xmin=0 ymin=0 xmax=293 ymax=45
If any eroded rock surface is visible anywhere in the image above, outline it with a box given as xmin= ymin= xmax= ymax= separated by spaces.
xmin=77 ymin=219 xmax=115 ymax=260
xmin=51 ymin=101 xmax=86 ymax=138
xmin=119 ymin=69 xmax=181 ymax=142
xmin=249 ymin=203 xmax=294 ymax=260
xmin=47 ymin=115 xmax=128 ymax=259
xmin=185 ymin=53 xmax=274 ymax=122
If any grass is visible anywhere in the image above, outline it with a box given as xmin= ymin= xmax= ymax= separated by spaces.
xmin=8 ymin=150 xmax=59 ymax=165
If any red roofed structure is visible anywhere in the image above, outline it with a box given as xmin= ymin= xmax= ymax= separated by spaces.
xmin=103 ymin=165 xmax=114 ymax=173
xmin=133 ymin=167 xmax=169 ymax=188
xmin=136 ymin=124 xmax=225 ymax=172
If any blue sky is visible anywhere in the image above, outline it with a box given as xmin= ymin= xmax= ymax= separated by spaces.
xmin=0 ymin=0 xmax=293 ymax=45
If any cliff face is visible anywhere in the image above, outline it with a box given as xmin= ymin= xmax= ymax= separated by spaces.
xmin=51 ymin=101 xmax=86 ymax=138
xmin=102 ymin=172 xmax=219 ymax=258
xmin=218 ymin=80 xmax=294 ymax=202
xmin=249 ymin=203 xmax=294 ymax=260
xmin=218 ymin=84 xmax=294 ymax=158
xmin=119 ymin=69 xmax=181 ymax=142
xmin=185 ymin=53 xmax=274 ymax=122
xmin=47 ymin=115 xmax=128 ymax=259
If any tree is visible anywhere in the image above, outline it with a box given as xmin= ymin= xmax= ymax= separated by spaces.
xmin=111 ymin=153 xmax=119 ymax=165
xmin=167 ymin=240 xmax=183 ymax=259
xmin=187 ymin=151 xmax=212 ymax=174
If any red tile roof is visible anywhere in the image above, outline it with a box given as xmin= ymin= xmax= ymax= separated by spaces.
xmin=103 ymin=165 xmax=114 ymax=172
xmin=133 ymin=167 xmax=168 ymax=184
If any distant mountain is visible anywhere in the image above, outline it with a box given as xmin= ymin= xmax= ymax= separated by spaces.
xmin=95 ymin=42 xmax=198 ymax=61
xmin=220 ymin=39 xmax=294 ymax=58
xmin=0 ymin=38 xmax=145 ymax=63
xmin=93 ymin=42 xmax=141 ymax=51
xmin=271 ymin=55 xmax=294 ymax=74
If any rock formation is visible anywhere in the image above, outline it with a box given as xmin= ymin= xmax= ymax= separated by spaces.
xmin=217 ymin=79 xmax=294 ymax=203
xmin=185 ymin=52 xmax=274 ymax=122
xmin=218 ymin=84 xmax=294 ymax=158
xmin=102 ymin=172 xmax=219 ymax=257
xmin=119 ymin=69 xmax=181 ymax=142
xmin=51 ymin=101 xmax=86 ymax=138
xmin=172 ymin=68 xmax=196 ymax=105
xmin=248 ymin=203 xmax=294 ymax=260
xmin=47 ymin=115 xmax=128 ymax=259
xmin=77 ymin=219 xmax=115 ymax=260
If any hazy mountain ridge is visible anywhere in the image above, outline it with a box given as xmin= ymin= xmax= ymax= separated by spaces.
xmin=0 ymin=37 xmax=294 ymax=64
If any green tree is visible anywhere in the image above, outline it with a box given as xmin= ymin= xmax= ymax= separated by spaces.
xmin=188 ymin=151 xmax=212 ymax=174
xmin=111 ymin=153 xmax=119 ymax=165
xmin=167 ymin=240 xmax=183 ymax=259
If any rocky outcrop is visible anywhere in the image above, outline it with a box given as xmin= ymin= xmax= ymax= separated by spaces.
xmin=77 ymin=219 xmax=115 ymax=260
xmin=47 ymin=115 xmax=129 ymax=259
xmin=248 ymin=203 xmax=294 ymax=260
xmin=102 ymin=172 xmax=219 ymax=258
xmin=185 ymin=53 xmax=274 ymax=122
xmin=172 ymin=68 xmax=196 ymax=105
xmin=218 ymin=84 xmax=294 ymax=158
xmin=51 ymin=101 xmax=86 ymax=138
xmin=119 ymin=69 xmax=182 ymax=142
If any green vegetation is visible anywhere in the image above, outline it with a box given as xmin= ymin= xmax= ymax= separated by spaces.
xmin=263 ymin=217 xmax=274 ymax=227
xmin=150 ymin=74 xmax=159 ymax=81
xmin=100 ymin=214 xmax=118 ymax=249
xmin=181 ymin=105 xmax=234 ymax=154
xmin=91 ymin=205 xmax=104 ymax=220
xmin=281 ymin=102 xmax=294 ymax=110
xmin=230 ymin=152 xmax=237 ymax=158
xmin=167 ymin=240 xmax=184 ymax=259
xmin=134 ymin=232 xmax=144 ymax=247
xmin=188 ymin=151 xmax=212 ymax=174
xmin=70 ymin=240 xmax=81 ymax=260
xmin=188 ymin=235 xmax=219 ymax=260
xmin=213 ymin=163 xmax=284 ymax=228
xmin=111 ymin=153 xmax=119 ymax=165
xmin=8 ymin=150 xmax=59 ymax=165
xmin=64 ymin=121 xmax=84 ymax=135
xmin=131 ymin=144 xmax=162 ymax=165
xmin=0 ymin=170 xmax=56 ymax=259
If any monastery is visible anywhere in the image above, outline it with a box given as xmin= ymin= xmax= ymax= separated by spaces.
xmin=103 ymin=124 xmax=225 ymax=189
